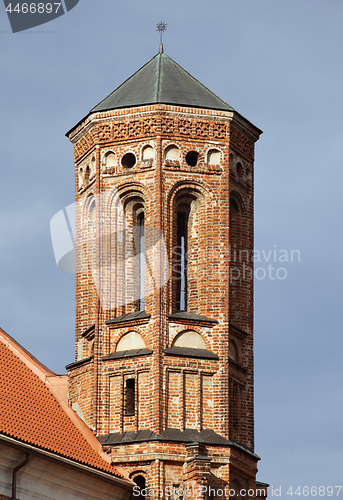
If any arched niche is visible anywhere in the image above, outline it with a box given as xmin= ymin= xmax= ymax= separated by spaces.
xmin=230 ymin=191 xmax=246 ymax=215
xmin=88 ymin=196 xmax=96 ymax=223
xmin=207 ymin=148 xmax=221 ymax=165
xmin=172 ymin=330 xmax=206 ymax=349
xmin=78 ymin=167 xmax=84 ymax=188
xmin=105 ymin=152 xmax=116 ymax=170
xmin=142 ymin=145 xmax=154 ymax=161
xmin=116 ymin=331 xmax=146 ymax=351
xmin=229 ymin=339 xmax=239 ymax=363
xmin=164 ymin=144 xmax=179 ymax=161
xmin=90 ymin=155 xmax=96 ymax=174
xmin=236 ymin=162 xmax=244 ymax=177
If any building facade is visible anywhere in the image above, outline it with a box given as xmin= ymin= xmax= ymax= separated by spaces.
xmin=0 ymin=327 xmax=132 ymax=500
xmin=66 ymin=45 xmax=265 ymax=499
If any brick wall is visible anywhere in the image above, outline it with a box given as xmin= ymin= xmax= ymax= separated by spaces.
xmin=67 ymin=103 xmax=262 ymax=496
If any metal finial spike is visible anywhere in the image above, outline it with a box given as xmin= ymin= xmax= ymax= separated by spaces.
xmin=156 ymin=21 xmax=167 ymax=45
xmin=159 ymin=42 xmax=163 ymax=53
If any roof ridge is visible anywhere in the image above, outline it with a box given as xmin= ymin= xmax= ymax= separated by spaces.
xmin=90 ymin=52 xmax=160 ymax=113
xmin=163 ymin=53 xmax=234 ymax=111
xmin=0 ymin=332 xmax=131 ymax=481
xmin=156 ymin=52 xmax=162 ymax=102
xmin=45 ymin=374 xmax=120 ymax=470
xmin=0 ymin=326 xmax=56 ymax=378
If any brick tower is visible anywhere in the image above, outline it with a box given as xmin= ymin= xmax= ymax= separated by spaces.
xmin=66 ymin=44 xmax=264 ymax=498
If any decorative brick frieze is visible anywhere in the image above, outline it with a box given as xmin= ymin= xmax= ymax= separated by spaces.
xmin=74 ymin=131 xmax=95 ymax=162
xmin=73 ymin=108 xmax=232 ymax=163
xmin=229 ymin=125 xmax=255 ymax=161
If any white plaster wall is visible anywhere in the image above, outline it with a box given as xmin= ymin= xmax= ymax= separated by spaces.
xmin=0 ymin=442 xmax=131 ymax=500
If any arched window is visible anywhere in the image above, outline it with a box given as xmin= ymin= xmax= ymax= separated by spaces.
xmin=229 ymin=379 xmax=240 ymax=435
xmin=112 ymin=194 xmax=145 ymax=314
xmin=176 ymin=211 xmax=188 ymax=311
xmin=229 ymin=197 xmax=241 ymax=324
xmin=85 ymin=196 xmax=96 ymax=324
xmin=132 ymin=475 xmax=146 ymax=500
xmin=85 ymin=165 xmax=90 ymax=184
xmin=172 ymin=189 xmax=203 ymax=313
xmin=137 ymin=212 xmax=145 ymax=310
xmin=124 ymin=378 xmax=135 ymax=415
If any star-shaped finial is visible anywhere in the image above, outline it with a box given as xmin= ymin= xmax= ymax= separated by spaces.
xmin=156 ymin=21 xmax=167 ymax=44
xmin=156 ymin=21 xmax=167 ymax=33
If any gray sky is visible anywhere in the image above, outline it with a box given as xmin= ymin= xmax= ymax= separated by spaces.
xmin=1 ymin=0 xmax=342 ymax=496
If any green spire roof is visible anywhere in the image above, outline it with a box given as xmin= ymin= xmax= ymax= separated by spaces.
xmin=91 ymin=46 xmax=234 ymax=113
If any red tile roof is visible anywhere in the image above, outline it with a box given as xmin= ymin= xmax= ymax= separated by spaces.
xmin=0 ymin=330 xmax=126 ymax=480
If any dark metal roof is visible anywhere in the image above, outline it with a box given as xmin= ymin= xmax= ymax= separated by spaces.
xmin=163 ymin=347 xmax=218 ymax=360
xmin=105 ymin=311 xmax=151 ymax=325
xmin=167 ymin=311 xmax=218 ymax=324
xmin=229 ymin=323 xmax=250 ymax=336
xmin=97 ymin=428 xmax=260 ymax=459
xmin=102 ymin=349 xmax=152 ymax=361
xmin=229 ymin=357 xmax=247 ymax=372
xmin=91 ymin=46 xmax=234 ymax=114
xmin=98 ymin=428 xmax=228 ymax=445
xmin=65 ymin=356 xmax=93 ymax=370
xmin=81 ymin=324 xmax=95 ymax=338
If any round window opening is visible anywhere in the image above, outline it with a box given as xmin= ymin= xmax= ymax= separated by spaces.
xmin=121 ymin=153 xmax=136 ymax=169
xmin=185 ymin=151 xmax=199 ymax=167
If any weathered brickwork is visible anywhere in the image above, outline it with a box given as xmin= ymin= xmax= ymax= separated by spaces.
xmin=67 ymin=101 xmax=263 ymax=499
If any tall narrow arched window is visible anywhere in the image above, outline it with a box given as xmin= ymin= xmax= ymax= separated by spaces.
xmin=124 ymin=378 xmax=135 ymax=415
xmin=114 ymin=195 xmax=145 ymax=314
xmin=86 ymin=196 xmax=96 ymax=324
xmin=229 ymin=197 xmax=240 ymax=324
xmin=85 ymin=165 xmax=90 ymax=185
xmin=172 ymin=189 xmax=203 ymax=314
xmin=176 ymin=211 xmax=188 ymax=311
xmin=137 ymin=212 xmax=145 ymax=310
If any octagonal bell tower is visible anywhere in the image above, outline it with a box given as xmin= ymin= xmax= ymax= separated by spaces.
xmin=66 ymin=44 xmax=265 ymax=499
